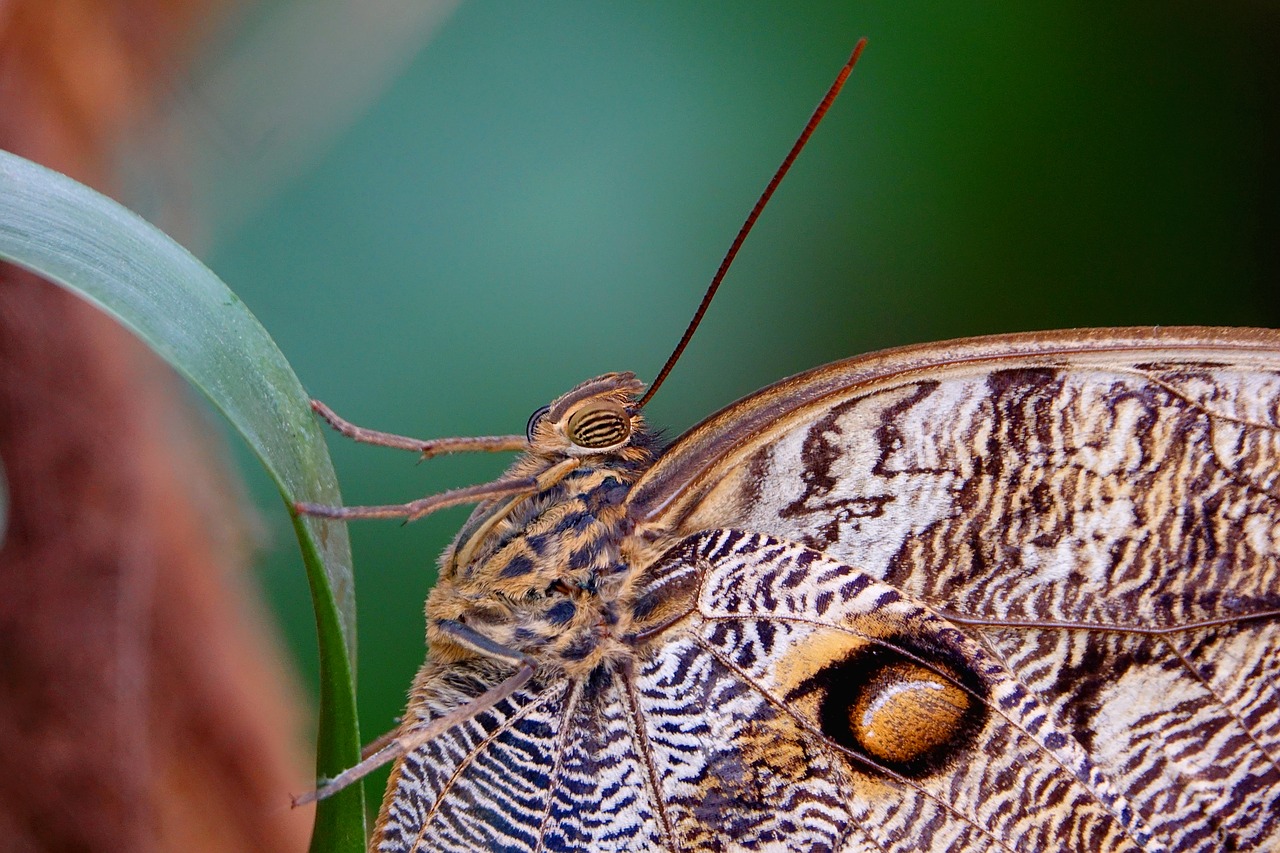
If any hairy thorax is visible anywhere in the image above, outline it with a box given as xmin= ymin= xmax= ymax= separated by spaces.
xmin=425 ymin=422 xmax=663 ymax=679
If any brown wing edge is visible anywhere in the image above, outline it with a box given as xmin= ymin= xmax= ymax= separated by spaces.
xmin=626 ymin=326 xmax=1280 ymax=528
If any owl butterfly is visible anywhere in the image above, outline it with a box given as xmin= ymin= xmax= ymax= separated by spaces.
xmin=298 ymin=43 xmax=1280 ymax=852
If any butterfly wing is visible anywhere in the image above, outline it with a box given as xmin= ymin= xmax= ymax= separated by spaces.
xmin=375 ymin=536 xmax=1158 ymax=852
xmin=628 ymin=528 xmax=1162 ymax=851
xmin=375 ymin=660 xmax=669 ymax=851
xmin=374 ymin=327 xmax=1280 ymax=851
xmin=626 ymin=327 xmax=1280 ymax=851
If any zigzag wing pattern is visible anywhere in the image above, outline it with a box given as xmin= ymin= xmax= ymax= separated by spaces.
xmin=368 ymin=334 xmax=1280 ymax=851
xmin=374 ymin=662 xmax=570 ymax=852
xmin=631 ymin=529 xmax=1156 ymax=852
xmin=537 ymin=665 xmax=667 ymax=850
xmin=658 ymin=361 xmax=1280 ymax=850
xmin=373 ymin=660 xmax=669 ymax=850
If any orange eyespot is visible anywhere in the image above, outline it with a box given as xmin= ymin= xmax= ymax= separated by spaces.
xmin=849 ymin=661 xmax=969 ymax=765
xmin=787 ymin=636 xmax=988 ymax=780
xmin=566 ymin=403 xmax=630 ymax=449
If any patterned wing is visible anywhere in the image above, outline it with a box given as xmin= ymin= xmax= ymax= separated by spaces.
xmin=629 ymin=529 xmax=1162 ymax=851
xmin=375 ymin=532 xmax=1164 ymax=852
xmin=627 ymin=328 xmax=1280 ymax=851
xmin=373 ymin=658 xmax=671 ymax=852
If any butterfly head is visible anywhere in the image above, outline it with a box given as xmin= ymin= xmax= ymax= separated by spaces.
xmin=525 ymin=372 xmax=651 ymax=461
xmin=422 ymin=371 xmax=663 ymax=676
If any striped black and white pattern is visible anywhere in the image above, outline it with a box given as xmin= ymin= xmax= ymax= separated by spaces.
xmin=371 ymin=332 xmax=1280 ymax=852
xmin=376 ymin=531 xmax=1184 ymax=851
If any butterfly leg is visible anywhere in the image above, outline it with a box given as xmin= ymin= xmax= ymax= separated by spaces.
xmin=293 ymin=621 xmax=535 ymax=807
xmin=294 ymin=457 xmax=582 ymax=522
xmin=360 ymin=721 xmax=401 ymax=759
xmin=311 ymin=399 xmax=527 ymax=459
xmin=294 ymin=477 xmax=538 ymax=521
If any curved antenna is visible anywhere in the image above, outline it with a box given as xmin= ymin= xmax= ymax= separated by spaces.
xmin=635 ymin=38 xmax=868 ymax=410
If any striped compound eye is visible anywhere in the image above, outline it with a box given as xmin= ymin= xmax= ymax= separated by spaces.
xmin=566 ymin=402 xmax=631 ymax=450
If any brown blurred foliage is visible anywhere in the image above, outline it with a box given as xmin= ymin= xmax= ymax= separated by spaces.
xmin=0 ymin=2 xmax=314 ymax=851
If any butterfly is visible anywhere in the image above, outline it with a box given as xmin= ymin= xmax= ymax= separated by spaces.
xmin=297 ymin=44 xmax=1280 ymax=853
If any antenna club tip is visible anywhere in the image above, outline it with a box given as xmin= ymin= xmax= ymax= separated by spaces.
xmin=847 ymin=38 xmax=869 ymax=71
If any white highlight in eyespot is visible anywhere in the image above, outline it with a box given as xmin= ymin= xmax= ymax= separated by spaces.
xmin=860 ymin=679 xmax=946 ymax=734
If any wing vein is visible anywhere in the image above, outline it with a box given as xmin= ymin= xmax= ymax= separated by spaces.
xmin=406 ymin=677 xmax=572 ymax=851
xmin=688 ymin=633 xmax=1018 ymax=853
xmin=531 ymin=678 xmax=586 ymax=853
xmin=617 ymin=657 xmax=681 ymax=852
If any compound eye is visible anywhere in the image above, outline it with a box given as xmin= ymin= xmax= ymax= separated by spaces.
xmin=525 ymin=405 xmax=551 ymax=442
xmin=567 ymin=403 xmax=631 ymax=449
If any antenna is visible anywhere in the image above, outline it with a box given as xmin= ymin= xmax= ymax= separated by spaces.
xmin=635 ymin=38 xmax=868 ymax=410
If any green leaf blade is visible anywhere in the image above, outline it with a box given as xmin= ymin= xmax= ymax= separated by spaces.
xmin=0 ymin=149 xmax=365 ymax=852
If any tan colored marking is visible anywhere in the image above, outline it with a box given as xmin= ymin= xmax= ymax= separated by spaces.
xmin=852 ymin=662 xmax=969 ymax=765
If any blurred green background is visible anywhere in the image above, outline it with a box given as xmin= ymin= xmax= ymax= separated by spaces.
xmin=152 ymin=1 xmax=1278 ymax=810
